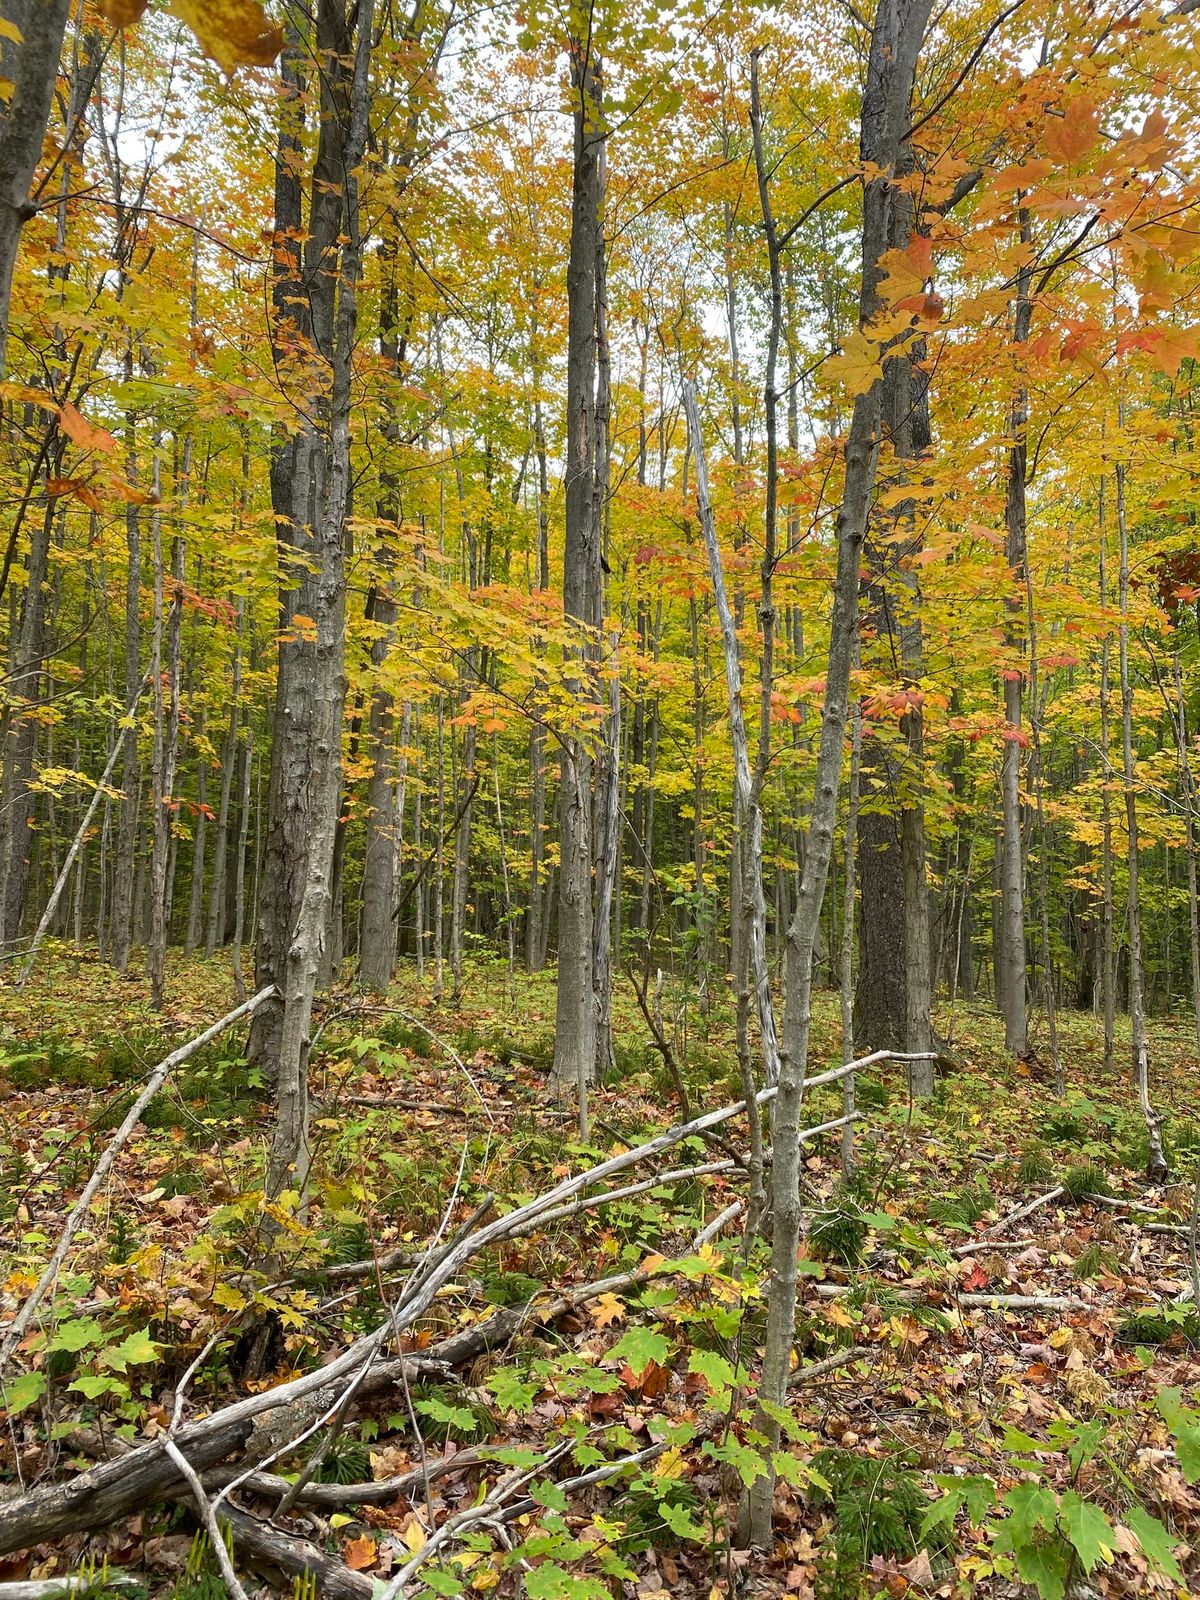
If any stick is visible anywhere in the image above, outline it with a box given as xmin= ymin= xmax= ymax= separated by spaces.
xmin=808 ymin=1284 xmax=1086 ymax=1311
xmin=161 ymin=1439 xmax=250 ymax=1600
xmin=16 ymin=672 xmax=151 ymax=987
xmin=694 ymin=1200 xmax=745 ymax=1248
xmin=976 ymin=1185 xmax=1064 ymax=1241
xmin=787 ymin=1345 xmax=873 ymax=1387
xmin=0 ymin=1582 xmax=140 ymax=1600
xmin=0 ymin=985 xmax=277 ymax=1368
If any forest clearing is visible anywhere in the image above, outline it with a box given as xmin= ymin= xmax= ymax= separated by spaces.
xmin=1 ymin=0 xmax=1200 ymax=1596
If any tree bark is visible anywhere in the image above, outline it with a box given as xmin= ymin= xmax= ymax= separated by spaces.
xmin=0 ymin=0 xmax=72 ymax=377
xmin=248 ymin=2 xmax=375 ymax=1199
xmin=1116 ymin=438 xmax=1167 ymax=1181
xmin=748 ymin=0 xmax=932 ymax=1544
xmin=551 ymin=39 xmax=604 ymax=1116
xmin=1000 ymin=212 xmax=1033 ymax=1056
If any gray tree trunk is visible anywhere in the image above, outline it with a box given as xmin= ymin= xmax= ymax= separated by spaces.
xmin=748 ymin=0 xmax=932 ymax=1544
xmin=1116 ymin=443 xmax=1167 ymax=1181
xmin=551 ymin=43 xmax=604 ymax=1116
xmin=247 ymin=2 xmax=375 ymax=1199
xmin=0 ymin=0 xmax=72 ymax=377
xmin=1000 ymin=217 xmax=1033 ymax=1056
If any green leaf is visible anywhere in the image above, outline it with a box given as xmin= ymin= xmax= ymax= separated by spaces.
xmin=522 ymin=1564 xmax=609 ymax=1599
xmin=415 ymin=1397 xmax=477 ymax=1432
xmin=687 ymin=1350 xmax=736 ymax=1395
xmin=2 ymin=1371 xmax=46 ymax=1414
xmin=607 ymin=1325 xmax=669 ymax=1373
xmin=701 ymin=1436 xmax=766 ymax=1488
xmin=102 ymin=1329 xmax=160 ymax=1371
xmin=419 ymin=1568 xmax=463 ymax=1596
xmin=1012 ymin=1537 xmax=1071 ymax=1600
xmin=1156 ymin=1386 xmax=1200 ymax=1482
xmin=486 ymin=1368 xmax=538 ymax=1414
xmin=1124 ymin=1505 xmax=1183 ymax=1580
xmin=1057 ymin=1491 xmax=1115 ymax=1573
xmin=69 ymin=1374 xmax=128 ymax=1399
xmin=921 ymin=1475 xmax=997 ymax=1539
xmin=530 ymin=1479 xmax=569 ymax=1512
xmin=47 ymin=1317 xmax=105 ymax=1354
xmin=1002 ymin=1482 xmax=1059 ymax=1543
xmin=658 ymin=1497 xmax=706 ymax=1541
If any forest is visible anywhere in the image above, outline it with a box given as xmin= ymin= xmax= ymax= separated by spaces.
xmin=1 ymin=0 xmax=1200 ymax=1595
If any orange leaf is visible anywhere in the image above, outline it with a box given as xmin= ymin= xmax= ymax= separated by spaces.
xmin=96 ymin=0 xmax=151 ymax=24
xmin=1043 ymin=98 xmax=1100 ymax=166
xmin=167 ymin=0 xmax=285 ymax=71
xmin=59 ymin=403 xmax=117 ymax=456
xmin=343 ymin=1535 xmax=378 ymax=1572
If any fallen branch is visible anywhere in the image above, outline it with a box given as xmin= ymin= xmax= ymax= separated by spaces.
xmin=225 ymin=1443 xmax=491 ymax=1509
xmin=0 ymin=985 xmax=278 ymax=1369
xmin=808 ymin=1284 xmax=1086 ymax=1312
xmin=788 ymin=1345 xmax=873 ymax=1387
xmin=219 ymin=1506 xmax=373 ymax=1600
xmin=0 ymin=1581 xmax=140 ymax=1600
xmin=0 ymin=1079 xmax=856 ymax=1556
xmin=977 ymin=1186 xmax=1064 ymax=1242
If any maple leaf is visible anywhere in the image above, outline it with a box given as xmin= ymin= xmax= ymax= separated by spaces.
xmin=591 ymin=1292 xmax=626 ymax=1328
xmin=343 ymin=1535 xmax=378 ymax=1571
xmin=826 ymin=330 xmax=883 ymax=397
xmin=1043 ymin=98 xmax=1100 ymax=166
xmin=96 ymin=0 xmax=150 ymax=24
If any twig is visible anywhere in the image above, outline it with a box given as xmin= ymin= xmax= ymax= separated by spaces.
xmin=161 ymin=1438 xmax=250 ymax=1600
xmin=787 ymin=1345 xmax=873 ymax=1387
xmin=694 ymin=1200 xmax=745 ymax=1249
xmin=976 ymin=1186 xmax=1065 ymax=1242
xmin=0 ymin=1582 xmax=141 ymax=1600
xmin=808 ymin=1284 xmax=1086 ymax=1311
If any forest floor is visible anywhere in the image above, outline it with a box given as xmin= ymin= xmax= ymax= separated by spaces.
xmin=1 ymin=949 xmax=1199 ymax=1600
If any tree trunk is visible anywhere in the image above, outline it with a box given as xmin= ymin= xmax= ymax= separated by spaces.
xmin=1171 ymin=652 xmax=1200 ymax=1057
xmin=1116 ymin=442 xmax=1167 ymax=1181
xmin=205 ymin=597 xmax=244 ymax=954
xmin=1 ymin=495 xmax=54 ymax=947
xmin=248 ymin=2 xmax=375 ymax=1200
xmin=748 ymin=0 xmax=931 ymax=1544
xmin=1000 ymin=214 xmax=1033 ymax=1056
xmin=551 ymin=41 xmax=604 ymax=1116
xmin=0 ymin=0 xmax=73 ymax=377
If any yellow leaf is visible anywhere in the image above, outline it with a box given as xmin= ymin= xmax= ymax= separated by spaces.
xmin=401 ymin=1515 xmax=426 ymax=1555
xmin=0 ymin=18 xmax=22 ymax=44
xmin=826 ymin=330 xmax=882 ymax=397
xmin=470 ymin=1565 xmax=500 ymax=1592
xmin=591 ymin=1293 xmax=627 ymax=1329
xmin=653 ymin=1447 xmax=686 ymax=1479
xmin=167 ymin=0 xmax=284 ymax=72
